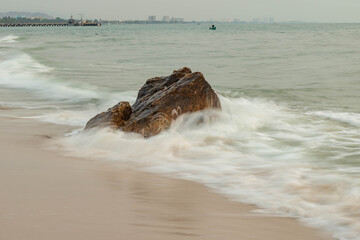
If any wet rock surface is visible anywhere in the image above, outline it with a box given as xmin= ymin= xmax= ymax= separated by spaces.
xmin=85 ymin=67 xmax=221 ymax=137
xmin=85 ymin=102 xmax=132 ymax=129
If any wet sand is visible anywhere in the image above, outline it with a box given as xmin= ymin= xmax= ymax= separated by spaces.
xmin=0 ymin=116 xmax=334 ymax=240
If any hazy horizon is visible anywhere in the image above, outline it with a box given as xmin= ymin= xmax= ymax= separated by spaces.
xmin=2 ymin=0 xmax=360 ymax=22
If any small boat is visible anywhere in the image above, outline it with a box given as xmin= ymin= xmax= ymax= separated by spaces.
xmin=67 ymin=15 xmax=101 ymax=26
xmin=209 ymin=25 xmax=216 ymax=30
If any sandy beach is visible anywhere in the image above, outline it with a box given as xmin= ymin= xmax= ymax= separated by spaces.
xmin=0 ymin=116 xmax=334 ymax=240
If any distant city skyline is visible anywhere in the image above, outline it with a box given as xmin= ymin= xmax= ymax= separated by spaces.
xmin=1 ymin=12 xmax=275 ymax=24
xmin=2 ymin=0 xmax=360 ymax=23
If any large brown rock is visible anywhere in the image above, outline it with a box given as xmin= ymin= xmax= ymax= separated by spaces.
xmin=85 ymin=67 xmax=221 ymax=137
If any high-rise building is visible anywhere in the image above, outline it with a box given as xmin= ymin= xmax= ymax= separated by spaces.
xmin=171 ymin=17 xmax=184 ymax=22
xmin=162 ymin=16 xmax=170 ymax=22
xmin=148 ymin=16 xmax=156 ymax=22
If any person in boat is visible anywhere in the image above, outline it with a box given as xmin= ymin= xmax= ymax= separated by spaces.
xmin=212 ymin=25 xmax=215 ymax=28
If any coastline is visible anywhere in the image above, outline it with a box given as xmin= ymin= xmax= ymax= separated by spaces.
xmin=0 ymin=116 xmax=334 ymax=240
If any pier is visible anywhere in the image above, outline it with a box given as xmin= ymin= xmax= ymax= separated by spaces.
xmin=0 ymin=22 xmax=101 ymax=27
xmin=0 ymin=23 xmax=68 ymax=27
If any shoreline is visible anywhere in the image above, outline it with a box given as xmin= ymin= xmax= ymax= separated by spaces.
xmin=0 ymin=116 xmax=334 ymax=240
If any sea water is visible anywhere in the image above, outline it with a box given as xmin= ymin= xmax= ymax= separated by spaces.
xmin=0 ymin=24 xmax=359 ymax=239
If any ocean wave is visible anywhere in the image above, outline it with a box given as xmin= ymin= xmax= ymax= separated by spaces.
xmin=0 ymin=52 xmax=131 ymax=105
xmin=308 ymin=110 xmax=360 ymax=128
xmin=54 ymin=95 xmax=360 ymax=240
xmin=0 ymin=35 xmax=19 ymax=44
xmin=0 ymin=53 xmax=96 ymax=101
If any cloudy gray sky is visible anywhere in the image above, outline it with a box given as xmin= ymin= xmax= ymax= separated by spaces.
xmin=3 ymin=0 xmax=360 ymax=22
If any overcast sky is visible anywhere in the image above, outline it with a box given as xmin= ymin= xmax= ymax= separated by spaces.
xmin=3 ymin=0 xmax=360 ymax=22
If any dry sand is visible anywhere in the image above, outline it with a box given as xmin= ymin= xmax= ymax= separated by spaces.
xmin=0 ymin=116 xmax=334 ymax=240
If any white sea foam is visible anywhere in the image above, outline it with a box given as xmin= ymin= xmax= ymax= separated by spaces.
xmin=24 ymin=110 xmax=94 ymax=127
xmin=309 ymin=111 xmax=360 ymax=128
xmin=55 ymin=95 xmax=360 ymax=240
xmin=0 ymin=35 xmax=19 ymax=44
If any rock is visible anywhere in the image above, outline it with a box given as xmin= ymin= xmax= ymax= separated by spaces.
xmin=85 ymin=102 xmax=132 ymax=129
xmin=85 ymin=67 xmax=221 ymax=137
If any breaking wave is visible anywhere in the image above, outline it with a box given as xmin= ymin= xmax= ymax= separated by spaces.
xmin=0 ymin=34 xmax=19 ymax=44
xmin=0 ymin=53 xmax=99 ymax=101
xmin=0 ymin=52 xmax=136 ymax=107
